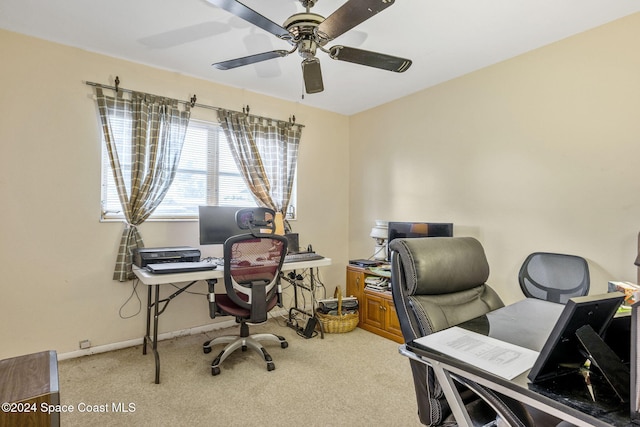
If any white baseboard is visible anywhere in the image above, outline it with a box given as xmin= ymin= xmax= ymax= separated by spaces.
xmin=58 ymin=319 xmax=237 ymax=361
xmin=57 ymin=306 xmax=309 ymax=361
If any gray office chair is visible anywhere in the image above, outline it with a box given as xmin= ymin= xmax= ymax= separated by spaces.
xmin=518 ymin=252 xmax=590 ymax=304
xmin=390 ymin=237 xmax=538 ymax=426
xmin=203 ymin=208 xmax=288 ymax=376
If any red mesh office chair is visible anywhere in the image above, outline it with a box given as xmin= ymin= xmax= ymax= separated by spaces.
xmin=203 ymin=208 xmax=288 ymax=376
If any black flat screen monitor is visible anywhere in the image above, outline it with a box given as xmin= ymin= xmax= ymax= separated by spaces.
xmin=388 ymin=222 xmax=453 ymax=242
xmin=528 ymin=292 xmax=625 ymax=383
xmin=198 ymin=206 xmax=245 ymax=245
xmin=387 ymin=222 xmax=453 ymax=261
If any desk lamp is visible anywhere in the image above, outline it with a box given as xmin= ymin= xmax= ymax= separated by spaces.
xmin=370 ymin=220 xmax=388 ymax=260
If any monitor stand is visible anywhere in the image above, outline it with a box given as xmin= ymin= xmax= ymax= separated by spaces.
xmin=576 ymin=324 xmax=630 ymax=402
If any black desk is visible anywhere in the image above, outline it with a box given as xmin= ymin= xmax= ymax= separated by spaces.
xmin=401 ymin=298 xmax=632 ymax=427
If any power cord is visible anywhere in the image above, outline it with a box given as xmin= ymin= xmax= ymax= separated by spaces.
xmin=169 ymin=282 xmax=207 ymax=296
xmin=119 ymin=278 xmax=142 ymax=319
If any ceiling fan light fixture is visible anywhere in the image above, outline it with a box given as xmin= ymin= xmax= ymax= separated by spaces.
xmin=302 ymin=58 xmax=324 ymax=94
xmin=298 ymin=39 xmax=318 ymax=60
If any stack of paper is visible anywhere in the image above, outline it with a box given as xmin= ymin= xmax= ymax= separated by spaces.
xmin=414 ymin=327 xmax=540 ymax=380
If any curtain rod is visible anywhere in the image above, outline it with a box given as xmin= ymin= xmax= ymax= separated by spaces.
xmin=84 ymin=80 xmax=303 ymax=128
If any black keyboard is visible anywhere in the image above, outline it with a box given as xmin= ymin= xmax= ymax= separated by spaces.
xmin=146 ymin=261 xmax=217 ymax=274
xmin=283 ymin=252 xmax=325 ymax=263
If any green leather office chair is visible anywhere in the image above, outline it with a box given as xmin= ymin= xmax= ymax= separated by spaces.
xmin=390 ymin=237 xmax=541 ymax=426
xmin=519 ymin=252 xmax=590 ymax=304
xmin=203 ymin=208 xmax=288 ymax=376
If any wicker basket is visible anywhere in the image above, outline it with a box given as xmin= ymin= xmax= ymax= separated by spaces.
xmin=316 ymin=287 xmax=359 ymax=334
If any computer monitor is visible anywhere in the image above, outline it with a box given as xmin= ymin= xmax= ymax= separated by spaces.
xmin=198 ymin=206 xmax=245 ymax=245
xmin=387 ymin=222 xmax=453 ymax=259
xmin=387 ymin=222 xmax=453 ymax=242
xmin=528 ymin=292 xmax=625 ymax=383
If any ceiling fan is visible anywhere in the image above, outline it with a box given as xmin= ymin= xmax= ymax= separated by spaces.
xmin=207 ymin=0 xmax=412 ymax=94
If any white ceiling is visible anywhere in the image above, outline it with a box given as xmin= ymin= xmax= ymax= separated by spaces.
xmin=2 ymin=0 xmax=639 ymax=115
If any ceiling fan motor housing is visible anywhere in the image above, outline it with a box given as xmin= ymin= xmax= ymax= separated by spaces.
xmin=284 ymin=13 xmax=326 ymax=60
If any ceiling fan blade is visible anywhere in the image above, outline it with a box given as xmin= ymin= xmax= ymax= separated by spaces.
xmin=316 ymin=0 xmax=395 ymax=42
xmin=302 ymin=58 xmax=324 ymax=94
xmin=329 ymin=46 xmax=412 ymax=72
xmin=213 ymin=50 xmax=289 ymax=70
xmin=206 ymin=0 xmax=290 ymax=39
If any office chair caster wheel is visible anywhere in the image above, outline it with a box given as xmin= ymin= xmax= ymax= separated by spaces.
xmin=267 ymin=362 xmax=275 ymax=371
xmin=281 ymin=342 xmax=288 ymax=349
xmin=242 ymin=345 xmax=247 ymax=352
xmin=211 ymin=366 xmax=221 ymax=376
xmin=203 ymin=341 xmax=212 ymax=354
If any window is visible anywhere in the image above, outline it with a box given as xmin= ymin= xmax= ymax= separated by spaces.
xmin=101 ymin=119 xmax=294 ymax=220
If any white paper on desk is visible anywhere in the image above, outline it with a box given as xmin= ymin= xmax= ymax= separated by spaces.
xmin=414 ymin=327 xmax=540 ymax=380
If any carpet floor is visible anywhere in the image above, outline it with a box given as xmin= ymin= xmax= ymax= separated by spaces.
xmin=58 ymin=319 xmax=423 ymax=426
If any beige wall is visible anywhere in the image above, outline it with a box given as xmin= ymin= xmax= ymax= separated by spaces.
xmin=349 ymin=13 xmax=640 ymax=304
xmin=0 ymin=30 xmax=349 ymax=359
xmin=2 ymin=13 xmax=639 ymax=359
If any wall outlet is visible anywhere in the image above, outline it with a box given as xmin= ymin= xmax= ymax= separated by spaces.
xmin=79 ymin=339 xmax=91 ymax=349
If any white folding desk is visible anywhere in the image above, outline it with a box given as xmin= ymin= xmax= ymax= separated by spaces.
xmin=133 ymin=257 xmax=332 ymax=384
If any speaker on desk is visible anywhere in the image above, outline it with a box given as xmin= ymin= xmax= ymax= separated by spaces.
xmin=285 ymin=233 xmax=299 ymax=254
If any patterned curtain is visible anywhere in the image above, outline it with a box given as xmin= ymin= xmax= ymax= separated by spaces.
xmin=217 ymin=110 xmax=301 ymax=215
xmin=96 ymin=88 xmax=191 ymax=281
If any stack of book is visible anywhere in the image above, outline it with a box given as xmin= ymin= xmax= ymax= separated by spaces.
xmin=608 ymin=281 xmax=640 ymax=307
xmin=365 ymin=277 xmax=389 ymax=292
